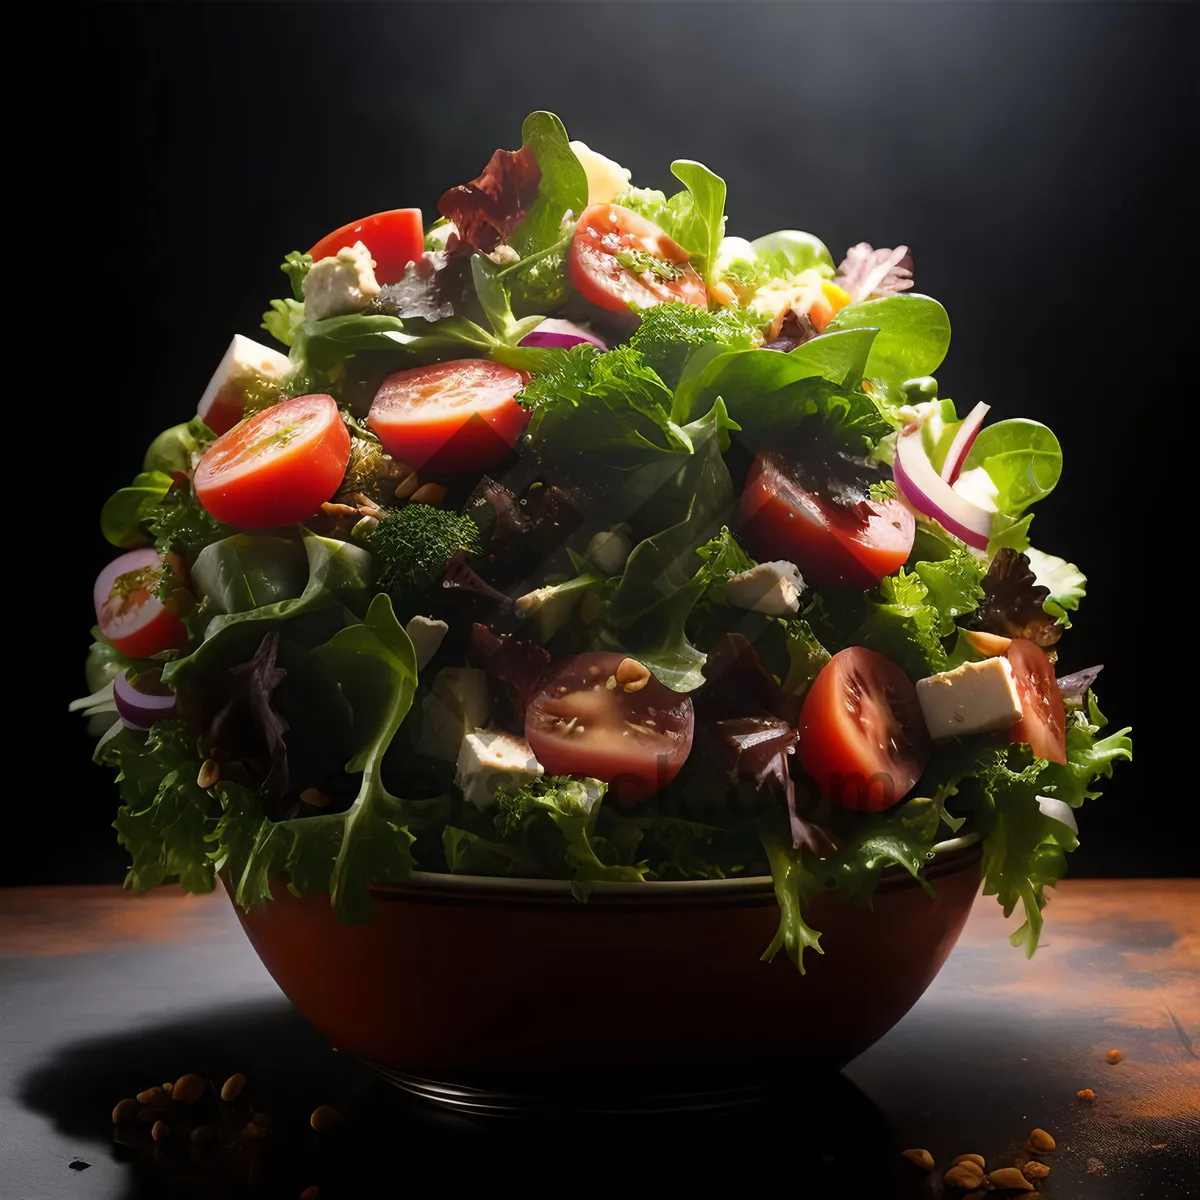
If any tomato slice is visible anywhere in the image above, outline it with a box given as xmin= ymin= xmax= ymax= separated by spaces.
xmin=525 ymin=652 xmax=695 ymax=802
xmin=193 ymin=394 xmax=351 ymax=529
xmin=1006 ymin=638 xmax=1067 ymax=764
xmin=307 ymin=209 xmax=423 ymax=284
xmin=569 ymin=204 xmax=708 ymax=313
xmin=94 ymin=548 xmax=188 ymax=660
xmin=798 ymin=647 xmax=931 ymax=811
xmin=368 ymin=360 xmax=529 ymax=474
xmin=738 ymin=453 xmax=915 ymax=588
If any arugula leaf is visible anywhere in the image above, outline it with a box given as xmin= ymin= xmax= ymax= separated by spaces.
xmin=659 ymin=160 xmax=727 ymax=281
xmin=100 ymin=471 xmax=174 ymax=549
xmin=1025 ymin=547 xmax=1086 ymax=624
xmin=826 ymin=294 xmax=951 ymax=392
xmin=627 ymin=301 xmax=761 ymax=389
xmin=965 ymin=419 xmax=1063 ymax=515
xmin=509 ymin=111 xmax=588 ymax=256
xmin=1036 ymin=693 xmax=1132 ymax=807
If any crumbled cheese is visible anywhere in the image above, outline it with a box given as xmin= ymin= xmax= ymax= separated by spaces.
xmin=570 ymin=141 xmax=633 ymax=206
xmin=197 ymin=335 xmax=290 ymax=433
xmin=586 ymin=527 xmax=632 ymax=575
xmin=916 ymin=657 xmax=1023 ymax=739
xmin=455 ymin=729 xmax=544 ymax=811
xmin=417 ymin=668 xmax=489 ymax=762
xmin=301 ymin=241 xmax=381 ymax=321
xmin=404 ymin=616 xmax=448 ymax=671
xmin=725 ymin=560 xmax=806 ymax=615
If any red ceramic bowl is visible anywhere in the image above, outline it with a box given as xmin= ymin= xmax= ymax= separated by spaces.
xmin=229 ymin=839 xmax=981 ymax=1110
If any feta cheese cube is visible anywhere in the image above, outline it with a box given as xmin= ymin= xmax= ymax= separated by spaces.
xmin=417 ymin=667 xmax=489 ymax=762
xmin=302 ymin=240 xmax=381 ymax=321
xmin=197 ymin=334 xmax=290 ymax=435
xmin=570 ymin=141 xmax=633 ymax=206
xmin=404 ymin=616 xmax=448 ymax=671
xmin=917 ymin=657 xmax=1023 ymax=739
xmin=455 ymin=729 xmax=544 ymax=811
xmin=725 ymin=560 xmax=806 ymax=615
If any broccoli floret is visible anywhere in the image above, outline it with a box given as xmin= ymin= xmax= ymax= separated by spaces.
xmin=370 ymin=504 xmax=482 ymax=600
xmin=494 ymin=776 xmax=607 ymax=837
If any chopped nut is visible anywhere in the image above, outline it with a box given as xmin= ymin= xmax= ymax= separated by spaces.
xmin=952 ymin=1154 xmax=987 ymax=1169
xmin=393 ymin=473 xmax=420 ymax=500
xmin=241 ymin=1121 xmax=269 ymax=1140
xmin=111 ymin=1098 xmax=140 ymax=1124
xmin=1026 ymin=1128 xmax=1055 ymax=1153
xmin=1077 ymin=1087 xmax=1096 ymax=1101
xmin=190 ymin=1125 xmax=217 ymax=1146
xmin=136 ymin=1086 xmax=169 ymax=1110
xmin=604 ymin=675 xmax=617 ymax=690
xmin=220 ymin=1073 xmax=247 ymax=1102
xmin=410 ymin=482 xmax=447 ymax=506
xmin=989 ymin=1166 xmax=1035 ymax=1191
xmin=321 ymin=502 xmax=360 ymax=517
xmin=197 ymin=759 xmax=220 ymax=789
xmin=151 ymin=1119 xmax=170 ymax=1143
xmin=1106 ymin=1048 xmax=1123 ymax=1064
xmin=616 ymin=657 xmax=651 ymax=693
xmin=944 ymin=1162 xmax=985 ymax=1189
xmin=172 ymin=1073 xmax=205 ymax=1106
xmin=300 ymin=788 xmax=331 ymax=808
xmin=902 ymin=1149 xmax=935 ymax=1170
xmin=309 ymin=1104 xmax=343 ymax=1132
xmin=1022 ymin=1161 xmax=1051 ymax=1181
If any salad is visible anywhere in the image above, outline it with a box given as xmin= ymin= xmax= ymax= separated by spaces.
xmin=74 ymin=112 xmax=1131 ymax=970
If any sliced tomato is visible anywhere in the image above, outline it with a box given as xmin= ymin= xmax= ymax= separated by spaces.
xmin=308 ymin=209 xmax=423 ymax=284
xmin=193 ymin=393 xmax=350 ymax=529
xmin=368 ymin=359 xmax=529 ymax=473
xmin=738 ymin=453 xmax=915 ymax=588
xmin=1006 ymin=638 xmax=1067 ymax=765
xmin=94 ymin=548 xmax=188 ymax=660
xmin=798 ymin=647 xmax=931 ymax=812
xmin=569 ymin=204 xmax=708 ymax=313
xmin=525 ymin=652 xmax=694 ymax=802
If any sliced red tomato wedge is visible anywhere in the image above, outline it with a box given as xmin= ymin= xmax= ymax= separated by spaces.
xmin=738 ymin=453 xmax=915 ymax=588
xmin=525 ymin=652 xmax=694 ymax=802
xmin=94 ymin=548 xmax=188 ymax=659
xmin=798 ymin=647 xmax=931 ymax=811
xmin=1006 ymin=638 xmax=1067 ymax=764
xmin=368 ymin=359 xmax=529 ymax=473
xmin=569 ymin=204 xmax=708 ymax=313
xmin=308 ymin=209 xmax=423 ymax=284
xmin=193 ymin=393 xmax=350 ymax=529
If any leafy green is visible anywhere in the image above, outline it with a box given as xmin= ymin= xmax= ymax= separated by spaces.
xmin=826 ymin=294 xmax=951 ymax=394
xmin=190 ymin=534 xmax=310 ymax=616
xmin=100 ymin=471 xmax=173 ymax=548
xmin=262 ymin=298 xmax=306 ymax=347
xmin=659 ymin=160 xmax=727 ymax=281
xmin=371 ymin=504 xmax=482 ymax=602
xmin=912 ymin=548 xmax=986 ymax=635
xmin=281 ymin=251 xmax=312 ymax=299
xmin=760 ymin=831 xmax=824 ymax=972
xmin=469 ymin=255 xmax=545 ymax=345
xmin=1025 ymin=547 xmax=1086 ymax=624
xmin=1037 ymin=693 xmax=1133 ymax=808
xmin=85 ymin=632 xmax=131 ymax=694
xmin=965 ymin=419 xmax=1062 ymax=516
xmin=749 ymin=229 xmax=835 ymax=278
xmin=145 ymin=488 xmax=232 ymax=559
xmin=627 ymin=301 xmax=761 ymax=389
xmin=510 ymin=111 xmax=588 ymax=256
xmin=781 ymin=619 xmax=831 ymax=697
xmin=143 ymin=418 xmax=216 ymax=475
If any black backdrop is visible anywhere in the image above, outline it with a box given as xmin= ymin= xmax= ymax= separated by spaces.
xmin=33 ymin=2 xmax=1191 ymax=885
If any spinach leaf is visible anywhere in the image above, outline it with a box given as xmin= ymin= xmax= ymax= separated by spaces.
xmin=143 ymin=418 xmax=216 ymax=475
xmin=510 ymin=111 xmax=588 ymax=256
xmin=101 ymin=471 xmax=174 ymax=549
xmin=189 ymin=535 xmax=311 ymax=616
xmin=965 ymin=419 xmax=1062 ymax=515
xmin=827 ymin=294 xmax=951 ymax=390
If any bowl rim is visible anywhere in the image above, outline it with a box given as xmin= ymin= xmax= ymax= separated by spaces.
xmin=364 ymin=833 xmax=981 ymax=903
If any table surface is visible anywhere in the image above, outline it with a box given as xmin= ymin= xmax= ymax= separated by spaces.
xmin=1 ymin=880 xmax=1196 ymax=1200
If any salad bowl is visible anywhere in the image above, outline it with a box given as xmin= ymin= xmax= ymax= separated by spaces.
xmin=229 ymin=838 xmax=981 ymax=1111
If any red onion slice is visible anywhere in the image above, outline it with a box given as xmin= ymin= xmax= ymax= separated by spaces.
xmin=940 ymin=401 xmax=991 ymax=483
xmin=894 ymin=423 xmax=992 ymax=550
xmin=113 ymin=669 xmax=177 ymax=731
xmin=518 ymin=319 xmax=607 ymax=351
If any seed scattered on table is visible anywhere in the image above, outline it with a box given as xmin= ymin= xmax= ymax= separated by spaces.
xmin=952 ymin=1153 xmax=986 ymax=1168
xmin=1077 ymin=1087 xmax=1096 ymax=1101
xmin=220 ymin=1073 xmax=246 ymax=1102
xmin=1026 ymin=1127 xmax=1056 ymax=1152
xmin=944 ymin=1162 xmax=985 ymax=1188
xmin=902 ymin=1149 xmax=935 ymax=1170
xmin=151 ymin=1120 xmax=169 ymax=1143
xmin=309 ymin=1105 xmax=343 ymax=1132
xmin=172 ymin=1073 xmax=205 ymax=1106
xmin=989 ymin=1166 xmax=1034 ymax=1191
xmin=190 ymin=1125 xmax=217 ymax=1146
xmin=1023 ymin=1161 xmax=1051 ymax=1181
xmin=1106 ymin=1048 xmax=1123 ymax=1064
xmin=111 ymin=1098 xmax=140 ymax=1124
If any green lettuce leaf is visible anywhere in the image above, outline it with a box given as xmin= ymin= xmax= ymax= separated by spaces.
xmin=510 ymin=111 xmax=588 ymax=256
xmin=100 ymin=471 xmax=174 ymax=549
xmin=1026 ymin=547 xmax=1086 ymax=624
xmin=658 ymin=160 xmax=727 ymax=281
xmin=143 ymin=418 xmax=216 ymax=475
xmin=760 ymin=831 xmax=824 ymax=973
xmin=826 ymin=294 xmax=951 ymax=393
xmin=749 ymin=229 xmax=835 ymax=278
xmin=912 ymin=548 xmax=986 ymax=636
xmin=1036 ymin=693 xmax=1133 ymax=807
xmin=627 ymin=301 xmax=761 ymax=389
xmin=965 ymin=419 xmax=1062 ymax=516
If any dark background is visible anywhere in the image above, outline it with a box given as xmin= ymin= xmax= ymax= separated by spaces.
xmin=30 ymin=2 xmax=1190 ymax=885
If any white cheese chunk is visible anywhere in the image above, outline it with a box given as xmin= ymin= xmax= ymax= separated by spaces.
xmin=302 ymin=240 xmax=381 ymax=321
xmin=570 ymin=141 xmax=632 ymax=206
xmin=197 ymin=334 xmax=290 ymax=433
xmin=417 ymin=667 xmax=489 ymax=762
xmin=405 ymin=616 xmax=449 ymax=671
xmin=586 ymin=527 xmax=632 ymax=575
xmin=725 ymin=560 xmax=806 ymax=615
xmin=455 ymin=729 xmax=544 ymax=811
xmin=917 ymin=657 xmax=1023 ymax=739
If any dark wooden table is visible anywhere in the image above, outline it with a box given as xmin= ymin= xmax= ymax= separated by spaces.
xmin=2 ymin=881 xmax=1196 ymax=1199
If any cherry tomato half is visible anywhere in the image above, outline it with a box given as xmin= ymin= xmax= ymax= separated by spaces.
xmin=368 ymin=359 xmax=529 ymax=474
xmin=1006 ymin=638 xmax=1067 ymax=765
xmin=738 ymin=453 xmax=915 ymax=588
xmin=308 ymin=209 xmax=424 ymax=284
xmin=193 ymin=393 xmax=350 ymax=529
xmin=569 ymin=204 xmax=707 ymax=313
xmin=525 ymin=652 xmax=694 ymax=802
xmin=798 ymin=647 xmax=931 ymax=811
xmin=94 ymin=548 xmax=188 ymax=660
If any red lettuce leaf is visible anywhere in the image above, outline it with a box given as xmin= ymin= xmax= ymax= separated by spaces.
xmin=835 ymin=242 xmax=914 ymax=302
xmin=438 ymin=145 xmax=542 ymax=254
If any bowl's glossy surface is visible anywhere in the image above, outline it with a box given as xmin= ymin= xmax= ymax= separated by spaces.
xmin=230 ymin=843 xmax=982 ymax=1094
